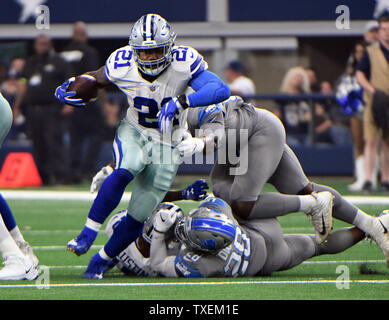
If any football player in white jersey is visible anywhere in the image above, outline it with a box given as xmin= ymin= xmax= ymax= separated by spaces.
xmin=55 ymin=13 xmax=230 ymax=279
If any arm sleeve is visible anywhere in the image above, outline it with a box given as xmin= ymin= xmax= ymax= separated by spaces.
xmin=187 ymin=70 xmax=230 ymax=107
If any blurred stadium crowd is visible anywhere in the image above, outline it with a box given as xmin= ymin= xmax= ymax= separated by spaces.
xmin=0 ymin=23 xmax=128 ymax=185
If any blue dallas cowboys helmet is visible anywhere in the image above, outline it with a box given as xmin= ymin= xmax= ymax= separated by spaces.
xmin=129 ymin=13 xmax=177 ymax=76
xmin=174 ymin=207 xmax=236 ymax=253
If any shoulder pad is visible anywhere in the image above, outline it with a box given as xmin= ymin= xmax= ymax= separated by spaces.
xmin=226 ymin=96 xmax=245 ymax=108
xmin=223 ymin=96 xmax=255 ymax=114
xmin=197 ymin=104 xmax=223 ymax=126
xmin=104 ymin=45 xmax=134 ymax=81
xmin=171 ymin=45 xmax=208 ymax=77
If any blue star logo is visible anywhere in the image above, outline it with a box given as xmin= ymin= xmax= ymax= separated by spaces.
xmin=14 ymin=0 xmax=48 ymax=23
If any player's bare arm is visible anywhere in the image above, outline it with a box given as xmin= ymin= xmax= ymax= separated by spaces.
xmin=85 ymin=66 xmax=111 ymax=87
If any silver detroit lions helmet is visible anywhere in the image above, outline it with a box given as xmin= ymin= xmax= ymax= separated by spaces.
xmin=174 ymin=207 xmax=236 ymax=253
xmin=129 ymin=13 xmax=176 ymax=76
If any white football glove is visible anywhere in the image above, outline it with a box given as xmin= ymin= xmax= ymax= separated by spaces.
xmin=90 ymin=165 xmax=114 ymax=193
xmin=175 ymin=131 xmax=205 ymax=157
xmin=153 ymin=203 xmax=182 ymax=234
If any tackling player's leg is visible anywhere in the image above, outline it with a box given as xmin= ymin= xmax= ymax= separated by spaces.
xmin=302 ymin=183 xmax=389 ymax=265
xmin=255 ymin=218 xmax=365 ymax=275
xmin=236 ymin=191 xmax=334 ymax=244
xmin=279 ymin=226 xmax=365 ymax=272
xmin=254 ymin=137 xmax=389 ymax=264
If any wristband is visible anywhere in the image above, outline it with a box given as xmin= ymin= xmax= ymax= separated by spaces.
xmin=178 ymin=94 xmax=190 ymax=109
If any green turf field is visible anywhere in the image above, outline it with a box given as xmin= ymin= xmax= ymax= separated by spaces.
xmin=0 ymin=176 xmax=388 ymax=300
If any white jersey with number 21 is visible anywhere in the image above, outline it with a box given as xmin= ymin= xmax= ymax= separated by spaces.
xmin=104 ymin=44 xmax=207 ymax=140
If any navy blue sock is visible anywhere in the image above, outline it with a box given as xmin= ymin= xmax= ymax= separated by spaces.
xmin=88 ymin=168 xmax=133 ymax=224
xmin=0 ymin=193 xmax=16 ymax=231
xmin=104 ymin=214 xmax=143 ymax=258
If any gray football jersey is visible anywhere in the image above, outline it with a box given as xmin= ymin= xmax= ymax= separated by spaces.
xmin=173 ymin=197 xmax=267 ymax=277
xmin=218 ymin=95 xmax=284 ymax=154
xmin=210 ymin=96 xmax=308 ymax=202
xmin=220 ymin=96 xmax=257 ymax=136
xmin=186 ymin=95 xmax=284 ymax=156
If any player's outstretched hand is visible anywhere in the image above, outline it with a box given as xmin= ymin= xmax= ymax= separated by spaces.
xmin=54 ymin=77 xmax=85 ymax=107
xmin=182 ymin=179 xmax=209 ymax=201
xmin=90 ymin=165 xmax=114 ymax=193
xmin=154 ymin=203 xmax=182 ymax=233
xmin=158 ymin=97 xmax=182 ymax=133
xmin=176 ymin=131 xmax=205 ymax=157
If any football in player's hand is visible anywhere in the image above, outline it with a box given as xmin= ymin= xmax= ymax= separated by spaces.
xmin=67 ymin=75 xmax=98 ymax=102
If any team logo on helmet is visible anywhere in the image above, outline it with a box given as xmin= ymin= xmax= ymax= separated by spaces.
xmin=175 ymin=207 xmax=236 ymax=253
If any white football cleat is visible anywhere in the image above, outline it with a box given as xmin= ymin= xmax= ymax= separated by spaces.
xmin=306 ymin=191 xmax=334 ymax=244
xmin=368 ymin=211 xmax=389 ymax=267
xmin=16 ymin=241 xmax=39 ymax=271
xmin=0 ymin=254 xmax=39 ymax=281
xmin=348 ymin=180 xmax=365 ymax=192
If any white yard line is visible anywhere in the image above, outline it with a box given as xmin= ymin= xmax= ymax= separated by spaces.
xmin=0 ymin=279 xmax=388 ymax=289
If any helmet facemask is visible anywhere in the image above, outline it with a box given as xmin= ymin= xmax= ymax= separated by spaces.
xmin=133 ymin=44 xmax=174 ymax=76
xmin=129 ymin=14 xmax=176 ymax=76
